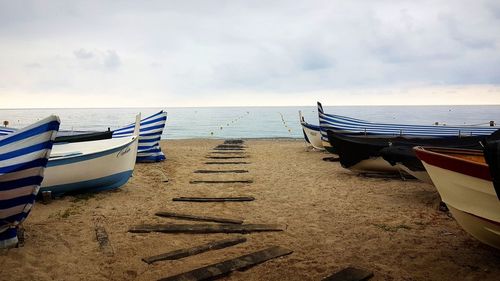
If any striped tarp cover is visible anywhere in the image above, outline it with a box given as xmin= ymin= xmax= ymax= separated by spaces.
xmin=112 ymin=110 xmax=167 ymax=162
xmin=0 ymin=116 xmax=60 ymax=248
xmin=318 ymin=102 xmax=499 ymax=143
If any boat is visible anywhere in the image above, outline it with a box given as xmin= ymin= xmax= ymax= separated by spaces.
xmin=414 ymin=145 xmax=500 ymax=249
xmin=113 ymin=110 xmax=167 ymax=162
xmin=326 ymin=130 xmax=493 ymax=175
xmin=40 ymin=115 xmax=140 ymax=196
xmin=1 ymin=111 xmax=167 ymax=162
xmin=318 ymin=101 xmax=499 ymax=152
xmin=0 ymin=116 xmax=60 ymax=248
xmin=299 ymin=111 xmax=324 ymax=150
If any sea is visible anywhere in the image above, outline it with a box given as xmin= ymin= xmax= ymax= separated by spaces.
xmin=1 ymin=106 xmax=500 ymax=139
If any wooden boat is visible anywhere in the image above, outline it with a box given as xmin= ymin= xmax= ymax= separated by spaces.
xmin=0 ymin=116 xmax=60 ymax=248
xmin=299 ymin=111 xmax=324 ymax=150
xmin=2 ymin=110 xmax=167 ymax=162
xmin=40 ymin=115 xmax=140 ymax=196
xmin=318 ymin=101 xmax=499 ymax=151
xmin=326 ymin=130 xmax=491 ymax=175
xmin=414 ymin=146 xmax=500 ymax=249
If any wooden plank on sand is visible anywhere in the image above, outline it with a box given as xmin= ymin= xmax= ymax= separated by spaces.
xmin=142 ymin=237 xmax=247 ymax=264
xmin=210 ymin=151 xmax=245 ymax=154
xmin=204 ymin=161 xmax=250 ymax=165
xmin=194 ymin=169 xmax=248 ymax=174
xmin=322 ymin=267 xmax=374 ymax=281
xmin=95 ymin=225 xmax=114 ymax=256
xmin=128 ymin=223 xmax=283 ymax=234
xmin=189 ymin=180 xmax=253 ymax=184
xmin=172 ymin=196 xmax=255 ymax=202
xmin=155 ymin=211 xmax=243 ymax=224
xmin=224 ymin=140 xmax=244 ymax=144
xmin=213 ymin=148 xmax=245 ymax=151
xmin=215 ymin=144 xmax=245 ymax=148
xmin=207 ymin=156 xmax=248 ymax=159
xmin=158 ymin=246 xmax=292 ymax=281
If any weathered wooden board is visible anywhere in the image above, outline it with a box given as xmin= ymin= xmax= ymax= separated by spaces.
xmin=215 ymin=144 xmax=246 ymax=148
xmin=155 ymin=211 xmax=243 ymax=224
xmin=322 ymin=267 xmax=374 ymax=281
xmin=193 ymin=170 xmax=249 ymax=174
xmin=210 ymin=151 xmax=246 ymax=154
xmin=223 ymin=140 xmax=244 ymax=144
xmin=95 ymin=225 xmax=114 ymax=256
xmin=158 ymin=246 xmax=292 ymax=281
xmin=172 ymin=196 xmax=255 ymax=202
xmin=189 ymin=180 xmax=253 ymax=184
xmin=142 ymin=237 xmax=247 ymax=264
xmin=129 ymin=223 xmax=282 ymax=234
xmin=206 ymin=156 xmax=248 ymax=159
xmin=213 ymin=148 xmax=245 ymax=151
xmin=204 ymin=161 xmax=250 ymax=165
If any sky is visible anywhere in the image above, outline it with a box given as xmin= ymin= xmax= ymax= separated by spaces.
xmin=1 ymin=0 xmax=500 ymax=108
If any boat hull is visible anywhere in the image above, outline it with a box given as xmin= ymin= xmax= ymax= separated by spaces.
xmin=416 ymin=148 xmax=500 ymax=249
xmin=41 ymin=138 xmax=138 ymax=196
xmin=301 ymin=123 xmax=324 ymax=150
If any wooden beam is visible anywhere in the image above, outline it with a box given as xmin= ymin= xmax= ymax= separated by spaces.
xmin=129 ymin=223 xmax=282 ymax=234
xmin=213 ymin=148 xmax=245 ymax=151
xmin=158 ymin=246 xmax=292 ymax=281
xmin=142 ymin=237 xmax=247 ymax=264
xmin=189 ymin=180 xmax=253 ymax=184
xmin=193 ymin=170 xmax=248 ymax=174
xmin=172 ymin=196 xmax=255 ymax=202
xmin=204 ymin=161 xmax=250 ymax=165
xmin=210 ymin=151 xmax=245 ymax=154
xmin=155 ymin=211 xmax=243 ymax=224
xmin=322 ymin=267 xmax=374 ymax=281
xmin=224 ymin=140 xmax=244 ymax=144
xmin=95 ymin=225 xmax=114 ymax=256
xmin=215 ymin=144 xmax=246 ymax=148
xmin=206 ymin=156 xmax=248 ymax=159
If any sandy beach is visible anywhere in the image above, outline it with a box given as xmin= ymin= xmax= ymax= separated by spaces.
xmin=1 ymin=139 xmax=499 ymax=281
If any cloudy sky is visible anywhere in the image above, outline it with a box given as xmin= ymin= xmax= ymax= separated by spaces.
xmin=1 ymin=0 xmax=500 ymax=107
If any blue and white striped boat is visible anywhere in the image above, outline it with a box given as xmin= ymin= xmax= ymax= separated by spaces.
xmin=113 ymin=110 xmax=167 ymax=162
xmin=40 ymin=115 xmax=140 ymax=196
xmin=318 ymin=102 xmax=500 ymax=147
xmin=0 ymin=116 xmax=60 ymax=248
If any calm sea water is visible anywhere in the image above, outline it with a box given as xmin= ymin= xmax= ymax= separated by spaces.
xmin=1 ymin=106 xmax=500 ymax=139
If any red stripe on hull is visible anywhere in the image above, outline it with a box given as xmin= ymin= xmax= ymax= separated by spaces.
xmin=414 ymin=147 xmax=492 ymax=182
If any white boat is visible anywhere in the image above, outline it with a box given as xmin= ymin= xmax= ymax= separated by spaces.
xmin=40 ymin=115 xmax=140 ymax=196
xmin=415 ymin=146 xmax=500 ymax=249
xmin=299 ymin=111 xmax=324 ymax=150
xmin=0 ymin=116 xmax=60 ymax=248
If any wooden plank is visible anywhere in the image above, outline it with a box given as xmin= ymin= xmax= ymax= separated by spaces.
xmin=155 ymin=211 xmax=243 ymax=224
xmin=95 ymin=225 xmax=114 ymax=256
xmin=224 ymin=140 xmax=244 ymax=144
xmin=129 ymin=223 xmax=283 ymax=234
xmin=322 ymin=267 xmax=374 ymax=281
xmin=142 ymin=237 xmax=247 ymax=264
xmin=204 ymin=161 xmax=250 ymax=165
xmin=215 ymin=144 xmax=246 ymax=148
xmin=195 ymin=169 xmax=246 ymax=173
xmin=158 ymin=246 xmax=292 ymax=281
xmin=172 ymin=196 xmax=255 ymax=202
xmin=210 ymin=151 xmax=246 ymax=154
xmin=213 ymin=148 xmax=245 ymax=151
xmin=207 ymin=156 xmax=248 ymax=159
xmin=189 ymin=180 xmax=253 ymax=184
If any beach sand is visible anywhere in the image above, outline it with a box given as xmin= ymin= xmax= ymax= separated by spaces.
xmin=1 ymin=139 xmax=499 ymax=281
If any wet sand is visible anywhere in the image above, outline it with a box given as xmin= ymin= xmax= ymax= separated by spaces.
xmin=1 ymin=139 xmax=500 ymax=281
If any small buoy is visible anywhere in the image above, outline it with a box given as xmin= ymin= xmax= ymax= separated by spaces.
xmin=210 ymin=132 xmax=214 ymax=135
